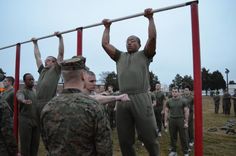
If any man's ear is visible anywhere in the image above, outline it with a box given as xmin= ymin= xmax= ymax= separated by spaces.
xmin=81 ymin=70 xmax=86 ymax=81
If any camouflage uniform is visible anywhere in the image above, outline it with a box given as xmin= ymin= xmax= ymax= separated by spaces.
xmin=0 ymin=95 xmax=18 ymax=156
xmin=2 ymin=87 xmax=14 ymax=117
xmin=40 ymin=56 xmax=112 ymax=156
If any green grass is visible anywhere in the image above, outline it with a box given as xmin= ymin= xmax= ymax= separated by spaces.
xmin=38 ymin=96 xmax=236 ymax=155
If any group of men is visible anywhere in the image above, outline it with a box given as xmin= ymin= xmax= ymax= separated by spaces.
xmin=213 ymin=89 xmax=236 ymax=116
xmin=150 ymin=84 xmax=194 ymax=156
xmin=0 ymin=8 xmax=196 ymax=156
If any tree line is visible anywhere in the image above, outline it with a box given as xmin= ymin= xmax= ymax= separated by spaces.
xmin=99 ymin=67 xmax=232 ymax=94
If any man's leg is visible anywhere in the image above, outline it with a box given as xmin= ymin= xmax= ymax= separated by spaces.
xmin=30 ymin=123 xmax=40 ymax=156
xmin=116 ymin=101 xmax=136 ymax=156
xmin=234 ymin=103 xmax=236 ymax=116
xmin=20 ymin=117 xmax=32 ymax=156
xmin=155 ymin=107 xmax=162 ymax=135
xmin=169 ymin=118 xmax=177 ymax=152
xmin=188 ymin=113 xmax=194 ymax=144
xmin=132 ymin=93 xmax=159 ymax=156
xmin=178 ymin=118 xmax=189 ymax=155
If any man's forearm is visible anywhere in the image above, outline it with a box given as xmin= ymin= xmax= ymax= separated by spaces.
xmin=33 ymin=43 xmax=43 ymax=68
xmin=148 ymin=17 xmax=156 ymax=40
xmin=57 ymin=37 xmax=64 ymax=63
xmin=184 ymin=107 xmax=189 ymax=123
xmin=16 ymin=92 xmax=25 ymax=103
xmin=102 ymin=28 xmax=110 ymax=47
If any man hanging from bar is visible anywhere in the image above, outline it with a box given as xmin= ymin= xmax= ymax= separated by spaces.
xmin=102 ymin=8 xmax=159 ymax=156
xmin=31 ymin=32 xmax=64 ymax=120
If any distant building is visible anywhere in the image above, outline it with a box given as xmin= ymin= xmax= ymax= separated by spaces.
xmin=229 ymin=84 xmax=236 ymax=95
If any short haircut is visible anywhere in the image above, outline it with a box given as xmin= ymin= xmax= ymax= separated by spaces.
xmin=23 ymin=73 xmax=31 ymax=82
xmin=86 ymin=70 xmax=95 ymax=76
xmin=62 ymin=70 xmax=82 ymax=83
xmin=128 ymin=35 xmax=141 ymax=46
xmin=47 ymin=56 xmax=57 ymax=62
xmin=172 ymin=86 xmax=179 ymax=91
xmin=135 ymin=37 xmax=141 ymax=46
xmin=6 ymin=76 xmax=15 ymax=85
xmin=184 ymin=85 xmax=191 ymax=91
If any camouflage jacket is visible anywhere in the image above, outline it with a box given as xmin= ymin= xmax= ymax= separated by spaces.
xmin=0 ymin=95 xmax=18 ymax=156
xmin=40 ymin=89 xmax=112 ymax=156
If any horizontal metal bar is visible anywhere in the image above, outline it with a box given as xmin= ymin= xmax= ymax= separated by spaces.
xmin=0 ymin=0 xmax=198 ymax=51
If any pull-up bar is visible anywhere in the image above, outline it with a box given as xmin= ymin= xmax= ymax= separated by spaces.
xmin=0 ymin=0 xmax=198 ymax=51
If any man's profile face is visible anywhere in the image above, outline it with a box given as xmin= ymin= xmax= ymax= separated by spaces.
xmin=84 ymin=74 xmax=96 ymax=93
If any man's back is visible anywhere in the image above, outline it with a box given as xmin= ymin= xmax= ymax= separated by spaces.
xmin=40 ymin=89 xmax=112 ymax=156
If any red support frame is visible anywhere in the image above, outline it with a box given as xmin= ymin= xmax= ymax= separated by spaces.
xmin=77 ymin=28 xmax=83 ymax=56
xmin=13 ymin=43 xmax=21 ymax=143
xmin=7 ymin=1 xmax=202 ymax=154
xmin=191 ymin=2 xmax=202 ymax=156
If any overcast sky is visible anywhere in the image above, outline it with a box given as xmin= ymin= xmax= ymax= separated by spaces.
xmin=0 ymin=0 xmax=235 ymax=85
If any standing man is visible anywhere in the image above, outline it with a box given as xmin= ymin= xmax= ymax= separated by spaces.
xmin=164 ymin=87 xmax=189 ymax=156
xmin=2 ymin=76 xmax=15 ymax=117
xmin=213 ymin=91 xmax=220 ymax=114
xmin=231 ymin=89 xmax=236 ymax=117
xmin=153 ymin=82 xmax=166 ymax=137
xmin=41 ymin=56 xmax=112 ymax=155
xmin=182 ymin=86 xmax=194 ymax=148
xmin=16 ymin=73 xmax=40 ymax=156
xmin=102 ymin=8 xmax=159 ymax=156
xmin=105 ymin=85 xmax=117 ymax=129
xmin=222 ymin=89 xmax=231 ymax=115
xmin=32 ymin=32 xmax=64 ymax=116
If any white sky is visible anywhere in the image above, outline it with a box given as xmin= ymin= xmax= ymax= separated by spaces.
xmin=0 ymin=0 xmax=235 ymax=85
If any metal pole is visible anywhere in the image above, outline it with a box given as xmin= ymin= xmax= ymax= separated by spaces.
xmin=190 ymin=2 xmax=202 ymax=156
xmin=0 ymin=0 xmax=198 ymax=51
xmin=226 ymin=73 xmax=228 ymax=90
xmin=77 ymin=28 xmax=83 ymax=56
xmin=13 ymin=43 xmax=20 ymax=144
xmin=225 ymin=68 xmax=229 ymax=91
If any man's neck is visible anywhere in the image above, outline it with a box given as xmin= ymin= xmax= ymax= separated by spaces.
xmin=25 ymin=86 xmax=33 ymax=90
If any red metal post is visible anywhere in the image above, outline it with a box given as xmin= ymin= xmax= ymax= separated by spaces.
xmin=13 ymin=43 xmax=21 ymax=143
xmin=77 ymin=28 xmax=83 ymax=56
xmin=190 ymin=2 xmax=202 ymax=156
